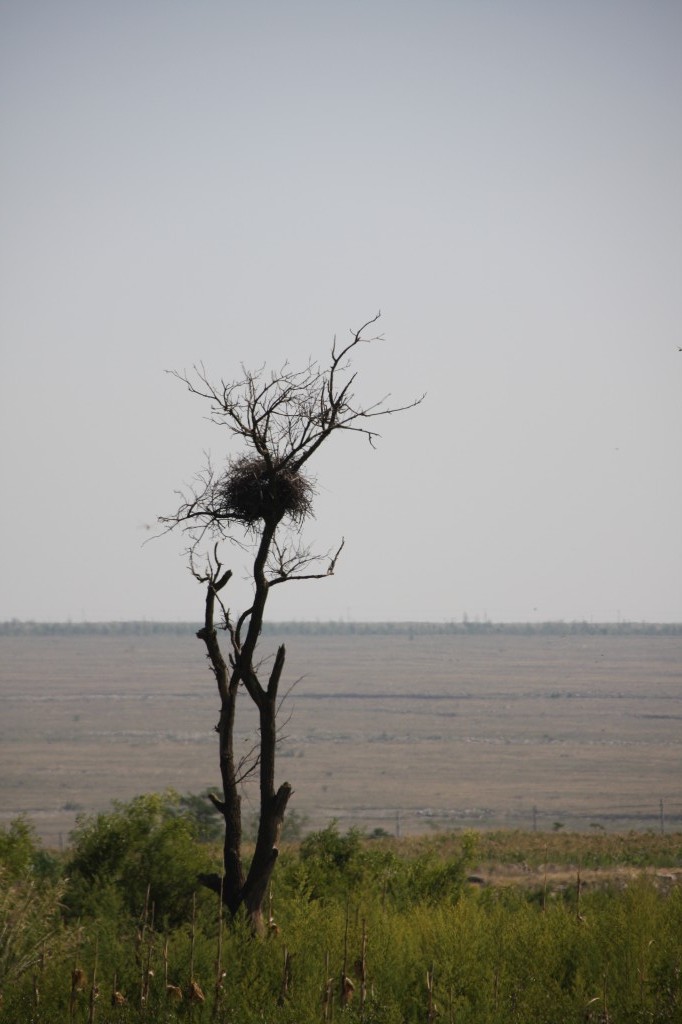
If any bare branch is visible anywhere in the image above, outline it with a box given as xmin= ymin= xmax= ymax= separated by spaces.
xmin=208 ymin=792 xmax=226 ymax=815
xmin=267 ymin=537 xmax=345 ymax=588
xmin=235 ymin=743 xmax=262 ymax=786
xmin=160 ymin=313 xmax=424 ymax=543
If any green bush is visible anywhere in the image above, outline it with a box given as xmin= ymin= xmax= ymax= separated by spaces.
xmin=297 ymin=822 xmax=365 ymax=898
xmin=292 ymin=823 xmax=474 ymax=909
xmin=64 ymin=792 xmax=216 ymax=925
xmin=0 ymin=817 xmax=60 ymax=881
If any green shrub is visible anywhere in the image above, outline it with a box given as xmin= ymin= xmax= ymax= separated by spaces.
xmin=298 ymin=822 xmax=365 ymax=898
xmin=0 ymin=817 xmax=60 ymax=882
xmin=64 ymin=792 xmax=216 ymax=925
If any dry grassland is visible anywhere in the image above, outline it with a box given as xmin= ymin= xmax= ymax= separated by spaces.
xmin=1 ymin=630 xmax=680 ymax=845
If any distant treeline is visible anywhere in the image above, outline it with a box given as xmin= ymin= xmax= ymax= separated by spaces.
xmin=1 ymin=619 xmax=681 ymax=637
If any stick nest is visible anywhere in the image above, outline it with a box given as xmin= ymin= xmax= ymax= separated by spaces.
xmin=217 ymin=456 xmax=314 ymax=526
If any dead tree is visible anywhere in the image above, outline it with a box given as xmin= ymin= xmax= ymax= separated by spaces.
xmin=159 ymin=314 xmax=422 ymax=933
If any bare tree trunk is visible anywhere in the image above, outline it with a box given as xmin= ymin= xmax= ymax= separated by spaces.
xmin=242 ymin=651 xmax=292 ymax=933
xmin=196 ymin=572 xmax=247 ymax=917
xmin=196 ymin=561 xmax=291 ymax=930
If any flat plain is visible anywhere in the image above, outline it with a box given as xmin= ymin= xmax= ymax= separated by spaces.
xmin=1 ymin=628 xmax=680 ymax=845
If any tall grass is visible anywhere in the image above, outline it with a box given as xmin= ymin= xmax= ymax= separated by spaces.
xmin=3 ymin=875 xmax=680 ymax=1022
xmin=1 ymin=818 xmax=680 ymax=1023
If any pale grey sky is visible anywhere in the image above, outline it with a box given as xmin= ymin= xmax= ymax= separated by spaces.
xmin=1 ymin=0 xmax=680 ymax=623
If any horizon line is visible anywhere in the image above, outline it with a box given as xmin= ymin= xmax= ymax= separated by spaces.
xmin=2 ymin=617 xmax=681 ymax=628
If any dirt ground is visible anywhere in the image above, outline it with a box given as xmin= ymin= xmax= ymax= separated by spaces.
xmin=1 ymin=629 xmax=680 ymax=846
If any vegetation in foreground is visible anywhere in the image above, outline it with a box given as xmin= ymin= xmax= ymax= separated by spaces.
xmin=1 ymin=794 xmax=681 ymax=1024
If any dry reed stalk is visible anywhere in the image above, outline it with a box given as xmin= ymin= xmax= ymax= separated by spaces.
xmin=186 ymin=892 xmax=206 ymax=1016
xmin=138 ymin=883 xmax=151 ymax=1009
xmin=576 ymin=868 xmax=586 ymax=924
xmin=542 ymin=843 xmax=549 ymax=912
xmin=340 ymin=898 xmax=353 ymax=1006
xmin=87 ymin=936 xmax=99 ymax=1024
xmin=353 ymin=918 xmax=367 ymax=1017
xmin=602 ymin=972 xmax=611 ymax=1024
xmin=188 ymin=980 xmax=206 ymax=1004
xmin=32 ymin=940 xmax=46 ymax=1009
xmin=585 ymin=975 xmax=612 ymax=1023
xmin=340 ymin=974 xmax=355 ymax=1007
xmin=166 ymin=983 xmax=183 ymax=1002
xmin=637 ymin=939 xmax=654 ymax=1006
xmin=268 ymin=884 xmax=280 ymax=936
xmin=111 ymin=970 xmax=126 ymax=1008
xmin=69 ymin=928 xmax=85 ymax=1022
xmin=277 ymin=947 xmax=293 ymax=1006
xmin=70 ymin=966 xmax=86 ymax=1022
xmin=426 ymin=964 xmax=438 ymax=1023
xmin=216 ymin=876 xmax=224 ymax=986
xmin=212 ymin=876 xmax=226 ymax=1021
xmin=141 ymin=900 xmax=156 ymax=1008
xmin=342 ymin=899 xmax=349 ymax=975
xmin=164 ymin=934 xmax=184 ymax=1005
xmin=322 ymin=951 xmax=334 ymax=1023
xmin=190 ymin=892 xmax=196 ymax=983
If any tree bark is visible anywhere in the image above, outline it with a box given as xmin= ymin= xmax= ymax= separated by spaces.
xmin=197 ymin=569 xmax=291 ymax=930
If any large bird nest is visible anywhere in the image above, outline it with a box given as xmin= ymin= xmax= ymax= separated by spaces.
xmin=217 ymin=456 xmax=314 ymax=526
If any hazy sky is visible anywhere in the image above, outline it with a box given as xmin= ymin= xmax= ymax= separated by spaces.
xmin=1 ymin=0 xmax=680 ymax=624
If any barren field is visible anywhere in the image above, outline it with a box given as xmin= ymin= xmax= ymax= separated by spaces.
xmin=1 ymin=629 xmax=680 ymax=845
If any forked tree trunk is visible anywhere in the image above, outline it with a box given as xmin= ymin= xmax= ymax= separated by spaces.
xmin=196 ymin=569 xmax=292 ymax=934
